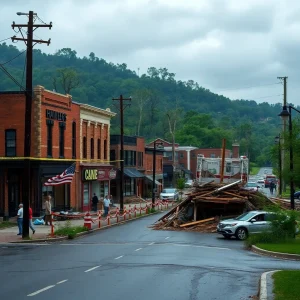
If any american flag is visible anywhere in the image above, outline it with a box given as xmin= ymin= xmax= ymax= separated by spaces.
xmin=44 ymin=163 xmax=76 ymax=186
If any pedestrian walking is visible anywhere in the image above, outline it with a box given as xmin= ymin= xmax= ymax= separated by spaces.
xmin=45 ymin=195 xmax=52 ymax=226
xmin=109 ymin=194 xmax=116 ymax=207
xmin=16 ymin=204 xmax=23 ymax=235
xmin=103 ymin=195 xmax=110 ymax=217
xmin=29 ymin=206 xmax=35 ymax=234
xmin=92 ymin=193 xmax=99 ymax=212
xmin=269 ymin=181 xmax=275 ymax=195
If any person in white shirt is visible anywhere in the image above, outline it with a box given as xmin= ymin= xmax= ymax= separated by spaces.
xmin=103 ymin=195 xmax=110 ymax=216
xmin=17 ymin=204 xmax=23 ymax=235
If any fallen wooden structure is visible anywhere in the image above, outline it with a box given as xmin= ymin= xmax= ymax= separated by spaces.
xmin=151 ymin=180 xmax=278 ymax=233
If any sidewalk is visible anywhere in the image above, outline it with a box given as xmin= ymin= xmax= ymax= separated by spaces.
xmin=0 ymin=201 xmax=174 ymax=243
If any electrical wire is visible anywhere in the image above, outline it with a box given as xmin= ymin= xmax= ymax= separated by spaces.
xmin=0 ymin=64 xmax=26 ymax=92
xmin=0 ymin=50 xmax=26 ymax=65
xmin=0 ymin=37 xmax=11 ymax=43
xmin=217 ymin=82 xmax=281 ymax=92
xmin=20 ymin=52 xmax=27 ymax=90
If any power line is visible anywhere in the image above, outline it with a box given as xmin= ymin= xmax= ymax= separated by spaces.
xmin=0 ymin=64 xmax=26 ymax=91
xmin=0 ymin=50 xmax=26 ymax=65
xmin=0 ymin=37 xmax=11 ymax=43
xmin=217 ymin=82 xmax=281 ymax=92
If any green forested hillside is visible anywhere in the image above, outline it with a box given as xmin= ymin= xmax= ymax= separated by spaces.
xmin=0 ymin=43 xmax=283 ymax=165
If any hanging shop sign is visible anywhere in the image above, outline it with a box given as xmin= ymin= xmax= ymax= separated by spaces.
xmin=82 ymin=169 xmax=98 ymax=181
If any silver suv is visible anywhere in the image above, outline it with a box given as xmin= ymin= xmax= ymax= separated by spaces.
xmin=217 ymin=210 xmax=299 ymax=240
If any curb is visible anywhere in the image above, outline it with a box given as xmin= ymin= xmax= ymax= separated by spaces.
xmin=252 ymin=245 xmax=300 ymax=260
xmin=9 ymin=210 xmax=165 ymax=244
xmin=259 ymin=270 xmax=279 ymax=300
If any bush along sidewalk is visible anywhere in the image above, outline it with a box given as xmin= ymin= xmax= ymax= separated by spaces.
xmin=0 ymin=221 xmax=17 ymax=229
xmin=245 ymin=207 xmax=300 ymax=254
xmin=54 ymin=220 xmax=88 ymax=239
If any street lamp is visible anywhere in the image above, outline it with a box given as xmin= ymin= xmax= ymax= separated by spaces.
xmin=152 ymin=141 xmax=163 ymax=209
xmin=278 ymin=105 xmax=300 ymax=209
xmin=274 ymin=135 xmax=282 ymax=196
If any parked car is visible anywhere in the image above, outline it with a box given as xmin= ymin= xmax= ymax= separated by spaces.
xmin=160 ymin=188 xmax=179 ymax=201
xmin=217 ymin=210 xmax=299 ymax=240
xmin=257 ymin=178 xmax=265 ymax=185
xmin=294 ymin=191 xmax=300 ymax=200
xmin=242 ymin=182 xmax=261 ymax=192
xmin=185 ymin=179 xmax=194 ymax=188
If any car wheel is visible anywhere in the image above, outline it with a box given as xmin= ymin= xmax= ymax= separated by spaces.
xmin=223 ymin=234 xmax=231 ymax=239
xmin=235 ymin=227 xmax=248 ymax=240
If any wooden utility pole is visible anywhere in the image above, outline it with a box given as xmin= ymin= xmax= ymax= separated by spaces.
xmin=220 ymin=139 xmax=226 ymax=183
xmin=11 ymin=11 xmax=52 ymax=238
xmin=112 ymin=95 xmax=131 ymax=212
xmin=277 ymin=76 xmax=288 ymax=193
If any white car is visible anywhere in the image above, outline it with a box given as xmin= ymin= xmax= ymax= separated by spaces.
xmin=242 ymin=182 xmax=261 ymax=192
xmin=257 ymin=178 xmax=265 ymax=184
xmin=160 ymin=188 xmax=179 ymax=201
xmin=185 ymin=180 xmax=194 ymax=188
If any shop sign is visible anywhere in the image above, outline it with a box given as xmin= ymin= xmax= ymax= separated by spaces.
xmin=46 ymin=109 xmax=67 ymax=121
xmin=97 ymin=170 xmax=106 ymax=179
xmin=109 ymin=169 xmax=117 ymax=179
xmin=83 ymin=169 xmax=98 ymax=181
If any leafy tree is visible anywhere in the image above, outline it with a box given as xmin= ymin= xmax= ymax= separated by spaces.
xmin=53 ymin=68 xmax=80 ymax=94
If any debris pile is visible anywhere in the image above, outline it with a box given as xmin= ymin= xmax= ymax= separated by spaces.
xmin=151 ymin=180 xmax=274 ymax=232
xmin=269 ymin=197 xmax=300 ymax=210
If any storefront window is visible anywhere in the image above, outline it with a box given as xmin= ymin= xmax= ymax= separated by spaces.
xmin=124 ymin=178 xmax=135 ymax=196
xmin=83 ymin=183 xmax=89 ymax=206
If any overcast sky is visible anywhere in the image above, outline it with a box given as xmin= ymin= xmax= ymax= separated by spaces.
xmin=1 ymin=0 xmax=300 ymax=106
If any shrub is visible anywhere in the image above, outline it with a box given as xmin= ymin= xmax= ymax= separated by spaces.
xmin=54 ymin=220 xmax=88 ymax=239
xmin=245 ymin=208 xmax=300 ymax=247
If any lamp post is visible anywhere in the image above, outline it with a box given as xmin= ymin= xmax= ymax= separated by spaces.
xmin=152 ymin=141 xmax=163 ymax=209
xmin=278 ymin=105 xmax=300 ymax=209
xmin=274 ymin=135 xmax=282 ymax=196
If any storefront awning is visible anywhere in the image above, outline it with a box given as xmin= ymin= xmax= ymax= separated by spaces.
xmin=124 ymin=168 xmax=144 ymax=178
xmin=145 ymin=175 xmax=162 ymax=186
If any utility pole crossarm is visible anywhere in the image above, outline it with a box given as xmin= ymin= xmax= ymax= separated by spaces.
xmin=11 ymin=36 xmax=51 ymax=45
xmin=12 ymin=23 xmax=52 ymax=29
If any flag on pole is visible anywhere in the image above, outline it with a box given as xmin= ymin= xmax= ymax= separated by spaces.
xmin=44 ymin=163 xmax=76 ymax=186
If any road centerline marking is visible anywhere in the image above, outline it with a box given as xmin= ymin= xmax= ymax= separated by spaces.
xmin=115 ymin=255 xmax=123 ymax=260
xmin=27 ymin=285 xmax=55 ymax=297
xmin=165 ymin=237 xmax=170 ymax=240
xmin=56 ymin=279 xmax=68 ymax=285
xmin=84 ymin=266 xmax=101 ymax=273
xmin=135 ymin=248 xmax=143 ymax=251
xmin=148 ymin=242 xmax=155 ymax=245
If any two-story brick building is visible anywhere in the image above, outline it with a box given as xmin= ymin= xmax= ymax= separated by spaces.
xmin=78 ymin=104 xmax=116 ymax=211
xmin=0 ymin=86 xmax=116 ymax=218
xmin=0 ymin=86 xmax=80 ymax=217
xmin=110 ymin=135 xmax=163 ymax=200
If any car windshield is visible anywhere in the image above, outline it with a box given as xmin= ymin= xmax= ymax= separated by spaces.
xmin=162 ymin=189 xmax=176 ymax=193
xmin=234 ymin=212 xmax=257 ymax=221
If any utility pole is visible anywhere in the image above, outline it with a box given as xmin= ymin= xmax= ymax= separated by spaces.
xmin=112 ymin=95 xmax=131 ymax=212
xmin=277 ymin=76 xmax=288 ymax=193
xmin=11 ymin=11 xmax=52 ymax=238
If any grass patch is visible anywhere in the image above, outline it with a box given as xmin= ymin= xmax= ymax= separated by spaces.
xmin=0 ymin=221 xmax=17 ymax=229
xmin=250 ymin=166 xmax=260 ymax=175
xmin=273 ymin=270 xmax=300 ymax=300
xmin=54 ymin=220 xmax=88 ymax=239
xmin=256 ymin=239 xmax=300 ymax=255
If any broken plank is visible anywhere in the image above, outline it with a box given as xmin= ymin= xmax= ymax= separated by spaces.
xmin=179 ymin=217 xmax=215 ymax=228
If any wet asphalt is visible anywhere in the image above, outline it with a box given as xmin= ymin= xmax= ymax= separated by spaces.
xmin=0 ymin=210 xmax=299 ymax=300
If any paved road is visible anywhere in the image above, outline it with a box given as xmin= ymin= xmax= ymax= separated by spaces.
xmin=0 ymin=212 xmax=299 ymax=300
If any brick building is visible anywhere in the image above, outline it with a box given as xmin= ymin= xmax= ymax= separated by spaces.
xmin=78 ymin=104 xmax=116 ymax=211
xmin=0 ymin=86 xmax=116 ymax=218
xmin=0 ymin=86 xmax=80 ymax=218
xmin=148 ymin=139 xmax=240 ymax=185
xmin=110 ymin=135 xmax=163 ymax=200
